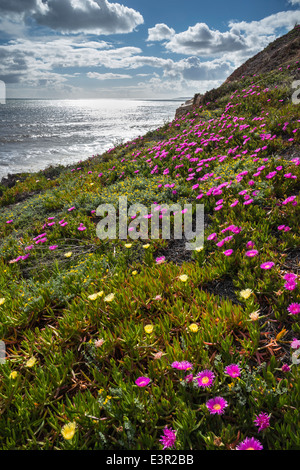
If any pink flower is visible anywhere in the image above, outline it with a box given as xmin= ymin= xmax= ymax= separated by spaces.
xmin=159 ymin=427 xmax=176 ymax=450
xmin=155 ymin=256 xmax=165 ymax=264
xmin=207 ymin=233 xmax=217 ymax=241
xmin=254 ymin=412 xmax=270 ymax=432
xmin=225 ymin=363 xmax=241 ymax=378
xmin=245 ymin=249 xmax=258 ymax=257
xmin=236 ymin=437 xmax=263 ymax=450
xmin=288 ymin=303 xmax=300 ymax=315
xmin=171 ymin=361 xmax=193 ymax=371
xmin=196 ymin=370 xmax=215 ymax=388
xmin=223 ymin=249 xmax=233 ymax=256
xmin=284 ymin=281 xmax=297 ymax=291
xmin=260 ymin=261 xmax=275 ymax=270
xmin=206 ymin=396 xmax=228 ymax=415
xmin=291 ymin=338 xmax=300 ymax=349
xmin=135 ymin=376 xmax=151 ymax=387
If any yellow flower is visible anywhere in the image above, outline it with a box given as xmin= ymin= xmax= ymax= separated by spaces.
xmin=26 ymin=356 xmax=36 ymax=368
xmin=195 ymin=246 xmax=203 ymax=252
xmin=178 ymin=274 xmax=188 ymax=282
xmin=88 ymin=291 xmax=104 ymax=300
xmin=0 ymin=298 xmax=5 ymax=306
xmin=64 ymin=252 xmax=72 ymax=258
xmin=240 ymin=288 xmax=253 ymax=299
xmin=142 ymin=244 xmax=150 ymax=249
xmin=61 ymin=422 xmax=76 ymax=440
xmin=124 ymin=243 xmax=132 ymax=248
xmin=104 ymin=293 xmax=115 ymax=302
xmin=9 ymin=371 xmax=18 ymax=379
xmin=144 ymin=324 xmax=154 ymax=334
xmin=189 ymin=323 xmax=198 ymax=333
xmin=132 ymin=270 xmax=138 ymax=275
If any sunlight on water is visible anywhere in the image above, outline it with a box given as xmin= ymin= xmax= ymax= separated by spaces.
xmin=0 ymin=98 xmax=180 ymax=179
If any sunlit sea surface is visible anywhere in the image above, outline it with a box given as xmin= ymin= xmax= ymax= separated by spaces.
xmin=0 ymin=99 xmax=181 ymax=180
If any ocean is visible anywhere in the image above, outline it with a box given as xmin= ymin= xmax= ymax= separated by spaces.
xmin=0 ymin=98 xmax=181 ymax=180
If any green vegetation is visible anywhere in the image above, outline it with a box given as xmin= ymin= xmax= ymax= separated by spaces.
xmin=0 ymin=56 xmax=300 ymax=450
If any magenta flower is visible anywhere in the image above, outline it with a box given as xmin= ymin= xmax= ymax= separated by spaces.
xmin=287 ymin=303 xmax=300 ymax=315
xmin=155 ymin=256 xmax=165 ymax=264
xmin=207 ymin=233 xmax=217 ymax=241
xmin=135 ymin=376 xmax=151 ymax=387
xmin=196 ymin=370 xmax=215 ymax=388
xmin=236 ymin=437 xmax=263 ymax=450
xmin=25 ymin=245 xmax=34 ymax=251
xmin=49 ymin=245 xmax=58 ymax=251
xmin=223 ymin=249 xmax=233 ymax=256
xmin=245 ymin=249 xmax=258 ymax=257
xmin=284 ymin=273 xmax=297 ymax=282
xmin=246 ymin=240 xmax=255 ymax=248
xmin=260 ymin=261 xmax=275 ymax=270
xmin=171 ymin=361 xmax=193 ymax=371
xmin=206 ymin=396 xmax=228 ymax=415
xmin=225 ymin=363 xmax=241 ymax=378
xmin=291 ymin=338 xmax=300 ymax=349
xmin=284 ymin=281 xmax=297 ymax=291
xmin=159 ymin=427 xmax=176 ymax=450
xmin=254 ymin=413 xmax=270 ymax=432
xmin=282 ymin=364 xmax=290 ymax=372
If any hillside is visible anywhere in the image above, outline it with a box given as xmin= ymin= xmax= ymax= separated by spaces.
xmin=176 ymin=25 xmax=300 ymax=118
xmin=0 ymin=27 xmax=300 ymax=451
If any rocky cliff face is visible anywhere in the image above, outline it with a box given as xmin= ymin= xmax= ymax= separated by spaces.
xmin=175 ymin=93 xmax=203 ymax=118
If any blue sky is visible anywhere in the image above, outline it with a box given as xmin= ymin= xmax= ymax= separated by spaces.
xmin=0 ymin=0 xmax=300 ymax=99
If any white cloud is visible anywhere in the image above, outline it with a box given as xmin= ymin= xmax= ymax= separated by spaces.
xmin=87 ymin=72 xmax=132 ymax=80
xmin=147 ymin=23 xmax=175 ymax=42
xmin=228 ymin=9 xmax=300 ymax=35
xmin=288 ymin=0 xmax=300 ymax=5
xmin=0 ymin=0 xmax=144 ymax=35
xmin=157 ymin=22 xmax=247 ymax=56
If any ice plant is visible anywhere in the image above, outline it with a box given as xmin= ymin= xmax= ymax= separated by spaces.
xmin=88 ymin=291 xmax=104 ymax=301
xmin=260 ymin=261 xmax=275 ymax=269
xmin=245 ymin=249 xmax=258 ymax=257
xmin=240 ymin=288 xmax=253 ymax=299
xmin=61 ymin=422 xmax=76 ymax=440
xmin=206 ymin=396 xmax=228 ymax=415
xmin=171 ymin=361 xmax=193 ymax=371
xmin=135 ymin=376 xmax=151 ymax=387
xmin=25 ymin=357 xmax=36 ymax=368
xmin=0 ymin=298 xmax=5 ymax=306
xmin=236 ymin=437 xmax=263 ymax=450
xmin=178 ymin=274 xmax=188 ymax=282
xmin=254 ymin=412 xmax=270 ymax=432
xmin=159 ymin=427 xmax=176 ymax=450
xmin=104 ymin=293 xmax=115 ymax=302
xmin=225 ymin=364 xmax=241 ymax=378
xmin=144 ymin=324 xmax=154 ymax=334
xmin=188 ymin=323 xmax=198 ymax=333
xmin=196 ymin=370 xmax=215 ymax=388
xmin=287 ymin=303 xmax=300 ymax=315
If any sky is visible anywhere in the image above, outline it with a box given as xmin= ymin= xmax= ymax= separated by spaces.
xmin=0 ymin=0 xmax=300 ymax=99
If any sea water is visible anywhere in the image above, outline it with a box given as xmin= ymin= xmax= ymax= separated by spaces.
xmin=0 ymin=98 xmax=181 ymax=179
